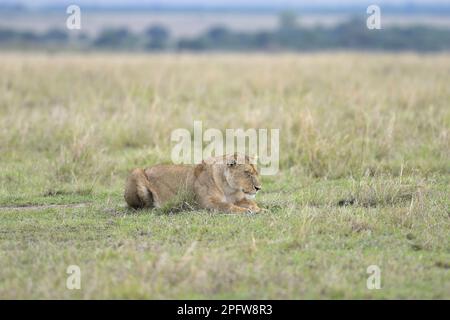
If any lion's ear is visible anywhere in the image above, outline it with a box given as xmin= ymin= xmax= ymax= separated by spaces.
xmin=225 ymin=153 xmax=238 ymax=166
xmin=248 ymin=153 xmax=258 ymax=164
xmin=226 ymin=158 xmax=237 ymax=166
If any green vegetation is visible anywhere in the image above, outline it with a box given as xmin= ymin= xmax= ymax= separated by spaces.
xmin=0 ymin=53 xmax=449 ymax=299
xmin=1 ymin=14 xmax=450 ymax=52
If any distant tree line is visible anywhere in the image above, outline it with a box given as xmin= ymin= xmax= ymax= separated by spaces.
xmin=1 ymin=13 xmax=450 ymax=52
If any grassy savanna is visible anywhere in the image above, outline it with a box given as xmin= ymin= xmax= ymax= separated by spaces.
xmin=0 ymin=53 xmax=449 ymax=299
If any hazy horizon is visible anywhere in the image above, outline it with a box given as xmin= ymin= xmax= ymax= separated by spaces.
xmin=3 ymin=0 xmax=450 ymax=10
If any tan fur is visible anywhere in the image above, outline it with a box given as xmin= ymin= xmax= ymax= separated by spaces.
xmin=124 ymin=154 xmax=262 ymax=214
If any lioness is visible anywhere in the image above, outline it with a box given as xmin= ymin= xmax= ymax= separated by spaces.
xmin=124 ymin=154 xmax=262 ymax=213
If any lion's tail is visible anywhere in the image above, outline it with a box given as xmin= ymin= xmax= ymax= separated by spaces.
xmin=124 ymin=168 xmax=154 ymax=209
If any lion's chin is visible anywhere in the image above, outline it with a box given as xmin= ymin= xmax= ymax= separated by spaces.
xmin=244 ymin=193 xmax=256 ymax=200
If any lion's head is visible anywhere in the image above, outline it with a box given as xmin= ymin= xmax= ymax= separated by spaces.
xmin=223 ymin=154 xmax=262 ymax=199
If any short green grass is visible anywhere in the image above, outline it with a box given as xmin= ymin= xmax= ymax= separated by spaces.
xmin=0 ymin=53 xmax=449 ymax=299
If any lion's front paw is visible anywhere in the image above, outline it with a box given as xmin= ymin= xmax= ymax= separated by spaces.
xmin=248 ymin=205 xmax=261 ymax=214
xmin=230 ymin=206 xmax=251 ymax=214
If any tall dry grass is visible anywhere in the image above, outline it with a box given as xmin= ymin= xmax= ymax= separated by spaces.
xmin=0 ymin=53 xmax=449 ymax=196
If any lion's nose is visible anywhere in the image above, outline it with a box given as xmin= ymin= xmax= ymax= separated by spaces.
xmin=254 ymin=186 xmax=261 ymax=191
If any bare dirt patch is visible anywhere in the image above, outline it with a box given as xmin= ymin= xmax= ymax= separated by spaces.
xmin=0 ymin=203 xmax=90 ymax=211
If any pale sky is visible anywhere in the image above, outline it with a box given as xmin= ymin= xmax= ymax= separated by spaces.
xmin=4 ymin=0 xmax=450 ymax=8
